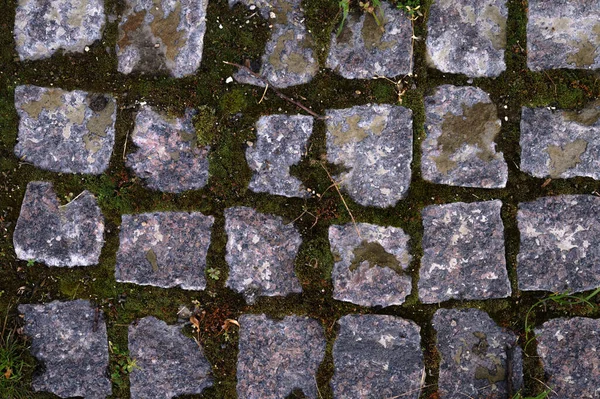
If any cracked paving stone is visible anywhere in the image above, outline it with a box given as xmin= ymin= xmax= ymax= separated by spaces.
xmin=14 ymin=85 xmax=116 ymax=174
xmin=419 ymin=200 xmax=510 ymax=303
xmin=433 ymin=309 xmax=523 ymax=399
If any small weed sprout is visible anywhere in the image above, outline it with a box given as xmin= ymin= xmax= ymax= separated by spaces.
xmin=512 ymin=390 xmax=551 ymax=399
xmin=25 ymin=259 xmax=34 ymax=267
xmin=207 ymin=268 xmax=221 ymax=280
xmin=337 ymin=0 xmax=384 ymax=37
xmin=109 ymin=342 xmax=139 ymax=389
xmin=0 ymin=302 xmax=34 ymax=398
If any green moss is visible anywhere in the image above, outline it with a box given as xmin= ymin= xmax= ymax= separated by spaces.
xmin=193 ymin=105 xmax=218 ymax=146
xmin=219 ymin=89 xmax=248 ymax=115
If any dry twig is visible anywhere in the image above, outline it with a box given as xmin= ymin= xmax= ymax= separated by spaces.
xmin=320 ymin=162 xmax=361 ymax=239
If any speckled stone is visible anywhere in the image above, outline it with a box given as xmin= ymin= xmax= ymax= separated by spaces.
xmin=536 ymin=317 xmax=600 ymax=398
xmin=331 ymin=315 xmax=423 ymax=399
xmin=517 ymin=195 xmax=600 ymax=293
xmin=246 ymin=114 xmax=312 ymax=197
xmin=115 ymin=212 xmax=214 ymax=290
xmin=18 ymin=300 xmax=111 ymax=399
xmin=527 ymin=0 xmax=600 ymax=71
xmin=14 ymin=181 xmax=105 ymax=267
xmin=128 ymin=316 xmax=213 ymax=398
xmin=329 ymin=223 xmax=412 ymax=307
xmin=14 ymin=0 xmax=105 ymax=60
xmin=126 ymin=106 xmax=210 ymax=193
xmin=422 ymin=85 xmax=507 ymax=188
xmin=14 ymin=85 xmax=116 ymax=174
xmin=225 ymin=207 xmax=302 ymax=304
xmin=326 ymin=104 xmax=413 ymax=208
xmin=117 ymin=0 xmax=209 ymax=77
xmin=433 ymin=308 xmax=523 ymax=399
xmin=419 ymin=200 xmax=510 ymax=303
xmin=426 ymin=0 xmax=507 ymax=77
xmin=237 ymin=314 xmax=325 ymax=399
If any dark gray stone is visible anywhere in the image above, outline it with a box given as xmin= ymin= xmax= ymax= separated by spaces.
xmin=517 ymin=195 xmax=600 ymax=293
xmin=14 ymin=85 xmax=116 ymax=174
xmin=18 ymin=300 xmax=111 ymax=399
xmin=329 ymin=223 xmax=412 ymax=307
xmin=433 ymin=308 xmax=523 ymax=399
xmin=115 ymin=212 xmax=213 ymax=290
xmin=128 ymin=316 xmax=213 ymax=398
xmin=237 ymin=314 xmax=325 ymax=399
xmin=14 ymin=181 xmax=105 ymax=267
xmin=419 ymin=200 xmax=510 ymax=303
xmin=331 ymin=315 xmax=423 ymax=399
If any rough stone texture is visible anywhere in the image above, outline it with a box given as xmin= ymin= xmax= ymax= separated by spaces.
xmin=237 ymin=314 xmax=325 ymax=399
xmin=419 ymin=200 xmax=510 ymax=303
xmin=329 ymin=223 xmax=412 ymax=307
xmin=128 ymin=316 xmax=213 ymax=398
xmin=246 ymin=114 xmax=312 ymax=197
xmin=18 ymin=300 xmax=111 ymax=399
xmin=126 ymin=106 xmax=210 ymax=193
xmin=331 ymin=315 xmax=423 ymax=399
xmin=527 ymin=0 xmax=600 ymax=71
xmin=433 ymin=309 xmax=523 ymax=399
xmin=14 ymin=85 xmax=116 ymax=174
xmin=426 ymin=0 xmax=507 ymax=77
xmin=225 ymin=207 xmax=302 ymax=304
xmin=326 ymin=104 xmax=413 ymax=208
xmin=536 ymin=317 xmax=600 ymax=399
xmin=517 ymin=195 xmax=600 ymax=293
xmin=117 ymin=0 xmax=209 ymax=77
xmin=422 ymin=85 xmax=507 ymax=188
xmin=520 ymin=103 xmax=600 ymax=179
xmin=115 ymin=212 xmax=213 ymax=290
xmin=13 ymin=181 xmax=105 ymax=267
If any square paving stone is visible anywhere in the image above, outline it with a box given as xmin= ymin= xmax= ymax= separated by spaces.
xmin=325 ymin=104 xmax=413 ymax=208
xmin=433 ymin=308 xmax=523 ymax=399
xmin=14 ymin=85 xmax=116 ymax=174
xmin=422 ymin=85 xmax=507 ymax=188
xmin=237 ymin=314 xmax=326 ymax=399
xmin=527 ymin=0 xmax=600 ymax=71
xmin=329 ymin=223 xmax=412 ymax=307
xmin=426 ymin=0 xmax=507 ymax=77
xmin=419 ymin=200 xmax=510 ymax=303
xmin=331 ymin=315 xmax=423 ymax=399
xmin=115 ymin=212 xmax=214 ymax=291
xmin=18 ymin=300 xmax=112 ymax=399
xmin=225 ymin=207 xmax=302 ymax=304
xmin=14 ymin=181 xmax=105 ymax=267
xmin=517 ymin=195 xmax=600 ymax=293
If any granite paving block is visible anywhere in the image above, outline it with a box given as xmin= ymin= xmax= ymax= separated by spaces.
xmin=329 ymin=223 xmax=412 ymax=307
xmin=18 ymin=300 xmax=111 ymax=399
xmin=14 ymin=85 xmax=116 ymax=174
xmin=237 ymin=314 xmax=325 ymax=399
xmin=331 ymin=315 xmax=423 ymax=398
xmin=419 ymin=200 xmax=510 ymax=303
xmin=115 ymin=212 xmax=213 ymax=290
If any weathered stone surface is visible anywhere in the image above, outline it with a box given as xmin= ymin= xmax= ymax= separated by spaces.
xmin=426 ymin=0 xmax=507 ymax=77
xmin=517 ymin=195 xmax=600 ymax=293
xmin=433 ymin=308 xmax=523 ymax=399
xmin=246 ymin=114 xmax=312 ymax=197
xmin=128 ymin=316 xmax=213 ymax=398
xmin=422 ymin=85 xmax=507 ymax=188
xmin=527 ymin=0 xmax=600 ymax=71
xmin=329 ymin=223 xmax=412 ymax=307
xmin=419 ymin=200 xmax=510 ymax=303
xmin=14 ymin=181 xmax=104 ymax=267
xmin=14 ymin=85 xmax=116 ymax=174
xmin=326 ymin=104 xmax=413 ymax=208
xmin=117 ymin=0 xmax=209 ymax=77
xmin=115 ymin=212 xmax=213 ymax=290
xmin=520 ymin=103 xmax=600 ymax=179
xmin=331 ymin=315 xmax=423 ymax=398
xmin=18 ymin=300 xmax=111 ymax=399
xmin=326 ymin=1 xmax=412 ymax=79
xmin=536 ymin=317 xmax=600 ymax=398
xmin=225 ymin=207 xmax=302 ymax=303
xmin=126 ymin=106 xmax=210 ymax=193
xmin=237 ymin=314 xmax=325 ymax=399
